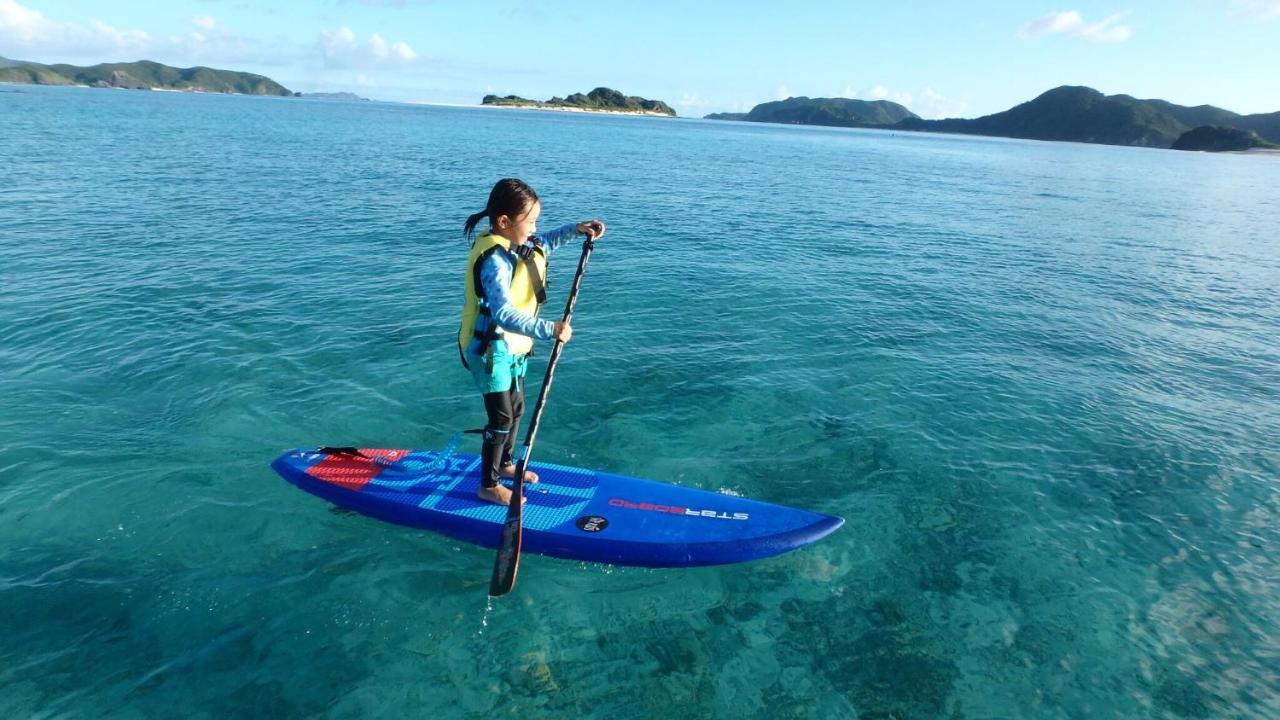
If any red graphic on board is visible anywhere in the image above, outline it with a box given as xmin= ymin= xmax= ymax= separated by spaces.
xmin=305 ymin=449 xmax=405 ymax=490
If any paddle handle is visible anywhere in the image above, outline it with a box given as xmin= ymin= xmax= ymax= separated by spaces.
xmin=489 ymin=236 xmax=596 ymax=597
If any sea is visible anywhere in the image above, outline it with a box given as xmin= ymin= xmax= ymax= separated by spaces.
xmin=1 ymin=84 xmax=1278 ymax=719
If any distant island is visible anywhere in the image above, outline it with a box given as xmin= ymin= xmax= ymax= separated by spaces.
xmin=0 ymin=57 xmax=292 ymax=95
xmin=8 ymin=55 xmax=1277 ymax=152
xmin=482 ymin=87 xmax=675 ymax=117
xmin=708 ymin=86 xmax=1280 ymax=152
xmin=711 ymin=96 xmax=917 ymax=127
xmin=895 ymin=86 xmax=1280 ymax=149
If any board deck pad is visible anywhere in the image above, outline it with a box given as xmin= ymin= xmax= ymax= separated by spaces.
xmin=272 ymin=447 xmax=843 ymax=567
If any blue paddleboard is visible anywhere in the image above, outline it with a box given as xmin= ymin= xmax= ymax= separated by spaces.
xmin=271 ymin=447 xmax=843 ymax=567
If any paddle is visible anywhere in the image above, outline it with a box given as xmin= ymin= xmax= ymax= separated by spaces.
xmin=489 ymin=233 xmax=598 ymax=597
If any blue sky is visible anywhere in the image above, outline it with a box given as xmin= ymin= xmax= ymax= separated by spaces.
xmin=2 ymin=0 xmax=1278 ymax=116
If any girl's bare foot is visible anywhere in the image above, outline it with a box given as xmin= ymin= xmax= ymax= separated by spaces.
xmin=477 ymin=484 xmax=525 ymax=506
xmin=500 ymin=464 xmax=539 ymax=484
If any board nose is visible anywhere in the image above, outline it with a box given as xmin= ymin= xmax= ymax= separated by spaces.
xmin=807 ymin=514 xmax=844 ymax=541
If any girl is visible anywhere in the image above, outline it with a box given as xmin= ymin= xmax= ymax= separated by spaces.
xmin=458 ymin=178 xmax=605 ymax=506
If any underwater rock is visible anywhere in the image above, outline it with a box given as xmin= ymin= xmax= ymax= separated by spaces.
xmin=519 ymin=651 xmax=560 ymax=694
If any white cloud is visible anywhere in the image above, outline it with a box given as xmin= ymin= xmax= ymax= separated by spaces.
xmin=1076 ymin=14 xmax=1132 ymax=42
xmin=841 ymin=84 xmax=967 ymax=119
xmin=320 ymin=26 xmax=417 ymax=68
xmin=840 ymin=85 xmax=857 ymax=98
xmin=392 ymin=41 xmax=419 ymax=61
xmin=0 ymin=0 xmax=150 ymax=56
xmin=1019 ymin=10 xmax=1132 ymax=42
xmin=1234 ymin=0 xmax=1280 ymax=21
xmin=1021 ymin=10 xmax=1084 ymax=36
xmin=677 ymin=91 xmax=709 ymax=109
xmin=914 ymin=87 xmax=968 ymax=119
xmin=368 ymin=32 xmax=415 ymax=61
xmin=0 ymin=0 xmax=278 ymax=67
xmin=774 ymin=84 xmax=791 ymax=100
xmin=0 ymin=0 xmax=40 ymax=35
xmin=189 ymin=15 xmax=216 ymax=30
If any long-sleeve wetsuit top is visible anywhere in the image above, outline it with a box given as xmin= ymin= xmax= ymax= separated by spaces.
xmin=468 ymin=223 xmax=580 ymax=355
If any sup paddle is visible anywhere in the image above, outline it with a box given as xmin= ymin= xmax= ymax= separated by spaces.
xmin=489 ymin=233 xmax=597 ymax=597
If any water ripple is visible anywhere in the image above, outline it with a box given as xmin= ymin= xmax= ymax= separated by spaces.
xmin=1 ymin=86 xmax=1278 ymax=718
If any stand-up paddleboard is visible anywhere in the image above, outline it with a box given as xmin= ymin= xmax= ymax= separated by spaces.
xmin=271 ymin=447 xmax=843 ymax=567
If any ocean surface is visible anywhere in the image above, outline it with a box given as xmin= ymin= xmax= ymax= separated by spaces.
xmin=2 ymin=84 xmax=1278 ymax=719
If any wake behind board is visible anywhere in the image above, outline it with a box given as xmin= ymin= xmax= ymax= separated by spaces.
xmin=272 ymin=447 xmax=843 ymax=567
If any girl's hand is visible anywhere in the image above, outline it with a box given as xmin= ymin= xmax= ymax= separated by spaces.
xmin=577 ymin=220 xmax=605 ymax=240
xmin=553 ymin=321 xmax=573 ymax=343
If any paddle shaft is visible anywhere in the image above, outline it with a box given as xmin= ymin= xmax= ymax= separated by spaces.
xmin=489 ymin=236 xmax=596 ymax=597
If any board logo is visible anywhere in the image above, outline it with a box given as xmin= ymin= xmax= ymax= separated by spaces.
xmin=576 ymin=515 xmax=609 ymax=533
xmin=608 ymin=498 xmax=749 ymax=521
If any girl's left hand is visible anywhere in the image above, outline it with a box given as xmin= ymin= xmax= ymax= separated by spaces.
xmin=577 ymin=220 xmax=606 ymax=240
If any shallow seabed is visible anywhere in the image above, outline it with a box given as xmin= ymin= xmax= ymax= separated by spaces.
xmin=1 ymin=86 xmax=1278 ymax=718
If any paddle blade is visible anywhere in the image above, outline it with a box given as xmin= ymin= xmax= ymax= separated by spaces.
xmin=488 ymin=486 xmax=524 ymax=596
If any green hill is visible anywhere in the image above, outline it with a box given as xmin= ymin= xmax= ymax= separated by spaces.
xmin=707 ymin=96 xmax=917 ymax=127
xmin=896 ymin=86 xmax=1280 ymax=149
xmin=483 ymin=87 xmax=675 ymax=116
xmin=702 ymin=87 xmax=1280 ymax=150
xmin=1172 ymin=126 xmax=1276 ymax=152
xmin=897 ymin=86 xmax=1189 ymax=147
xmin=1235 ymin=112 xmax=1280 ymax=144
xmin=0 ymin=58 xmax=292 ymax=95
xmin=1121 ymin=97 xmax=1240 ymax=129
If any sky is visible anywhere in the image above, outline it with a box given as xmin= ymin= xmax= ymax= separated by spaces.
xmin=1 ymin=0 xmax=1278 ymax=117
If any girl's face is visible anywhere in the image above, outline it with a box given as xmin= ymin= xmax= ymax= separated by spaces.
xmin=495 ymin=200 xmax=540 ymax=244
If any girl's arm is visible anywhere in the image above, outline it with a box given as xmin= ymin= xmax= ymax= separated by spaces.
xmin=479 ymin=252 xmax=556 ymax=340
xmin=532 ymin=223 xmax=580 ymax=255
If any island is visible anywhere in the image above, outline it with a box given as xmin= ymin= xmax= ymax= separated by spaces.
xmin=731 ymin=96 xmax=917 ymax=127
xmin=482 ymin=87 xmax=675 ymax=116
xmin=1171 ymin=126 xmax=1277 ymax=152
xmin=0 ymin=57 xmax=292 ymax=95
xmin=707 ymin=86 xmax=1280 ymax=151
xmin=897 ymin=86 xmax=1202 ymax=148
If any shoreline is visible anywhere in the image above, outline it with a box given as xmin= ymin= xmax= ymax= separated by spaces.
xmin=8 ymin=83 xmax=1273 ymax=153
xmin=0 ymin=79 xmax=290 ymax=97
xmin=478 ymin=102 xmax=674 ymax=118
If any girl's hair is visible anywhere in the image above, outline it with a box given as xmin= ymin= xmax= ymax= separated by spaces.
xmin=463 ymin=178 xmax=540 ymax=242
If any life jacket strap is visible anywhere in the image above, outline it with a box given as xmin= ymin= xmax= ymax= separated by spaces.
xmin=470 ymin=245 xmax=506 ymax=358
xmin=515 ymin=243 xmax=548 ymax=305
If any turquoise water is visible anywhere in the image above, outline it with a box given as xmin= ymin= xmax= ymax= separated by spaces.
xmin=2 ymin=85 xmax=1278 ymax=719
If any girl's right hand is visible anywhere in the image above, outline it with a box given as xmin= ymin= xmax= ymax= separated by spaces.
xmin=554 ymin=321 xmax=573 ymax=343
xmin=577 ymin=220 xmax=605 ymax=240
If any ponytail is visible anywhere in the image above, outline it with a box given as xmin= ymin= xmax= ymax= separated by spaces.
xmin=462 ymin=178 xmax=540 ymax=244
xmin=463 ymin=209 xmax=488 ymax=242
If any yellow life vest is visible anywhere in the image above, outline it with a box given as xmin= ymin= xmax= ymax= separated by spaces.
xmin=458 ymin=232 xmax=548 ymax=363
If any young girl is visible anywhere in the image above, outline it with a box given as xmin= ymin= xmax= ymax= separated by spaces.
xmin=458 ymin=178 xmax=605 ymax=506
